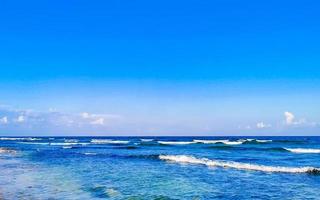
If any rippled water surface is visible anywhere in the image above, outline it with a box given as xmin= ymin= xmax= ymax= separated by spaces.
xmin=0 ymin=136 xmax=320 ymax=199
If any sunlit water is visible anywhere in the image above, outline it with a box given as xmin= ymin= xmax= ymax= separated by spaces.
xmin=1 ymin=136 xmax=320 ymax=199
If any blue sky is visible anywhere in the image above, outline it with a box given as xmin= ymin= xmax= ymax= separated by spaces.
xmin=0 ymin=0 xmax=319 ymax=136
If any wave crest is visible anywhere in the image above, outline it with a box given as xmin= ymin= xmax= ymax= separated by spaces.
xmin=64 ymin=139 xmax=79 ymax=143
xmin=91 ymin=139 xmax=129 ymax=144
xmin=0 ymin=137 xmax=42 ymax=141
xmin=140 ymin=139 xmax=154 ymax=142
xmin=194 ymin=140 xmax=243 ymax=145
xmin=50 ymin=142 xmax=89 ymax=146
xmin=241 ymin=139 xmax=272 ymax=143
xmin=284 ymin=148 xmax=320 ymax=154
xmin=159 ymin=155 xmax=320 ymax=174
xmin=158 ymin=141 xmax=196 ymax=145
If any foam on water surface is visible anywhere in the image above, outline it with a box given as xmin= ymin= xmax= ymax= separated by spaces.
xmin=159 ymin=155 xmax=320 ymax=174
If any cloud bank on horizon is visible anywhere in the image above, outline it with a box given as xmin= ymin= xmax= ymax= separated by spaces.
xmin=0 ymin=104 xmax=319 ymax=136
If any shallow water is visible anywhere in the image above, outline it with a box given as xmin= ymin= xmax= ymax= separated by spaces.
xmin=0 ymin=136 xmax=320 ymax=199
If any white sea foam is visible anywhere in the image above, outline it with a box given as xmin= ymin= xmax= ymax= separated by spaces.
xmin=141 ymin=139 xmax=154 ymax=142
xmin=64 ymin=139 xmax=79 ymax=143
xmin=0 ymin=137 xmax=42 ymax=141
xmin=223 ymin=141 xmax=243 ymax=145
xmin=243 ymin=139 xmax=255 ymax=142
xmin=91 ymin=139 xmax=129 ymax=144
xmin=285 ymin=148 xmax=320 ymax=154
xmin=257 ymin=139 xmax=272 ymax=143
xmin=194 ymin=140 xmax=242 ymax=145
xmin=158 ymin=141 xmax=196 ymax=145
xmin=106 ymin=188 xmax=121 ymax=197
xmin=194 ymin=139 xmax=272 ymax=145
xmin=241 ymin=139 xmax=272 ymax=143
xmin=0 ymin=147 xmax=16 ymax=154
xmin=50 ymin=142 xmax=88 ymax=146
xmin=193 ymin=140 xmax=229 ymax=144
xmin=62 ymin=146 xmax=73 ymax=149
xmin=159 ymin=155 xmax=320 ymax=174
xmin=28 ymin=138 xmax=42 ymax=141
xmin=84 ymin=152 xmax=97 ymax=155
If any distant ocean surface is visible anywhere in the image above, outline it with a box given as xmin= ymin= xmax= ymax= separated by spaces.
xmin=1 ymin=136 xmax=320 ymax=200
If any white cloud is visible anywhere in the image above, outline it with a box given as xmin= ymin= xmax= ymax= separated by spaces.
xmin=48 ymin=108 xmax=57 ymax=112
xmin=0 ymin=105 xmax=124 ymax=134
xmin=284 ymin=111 xmax=310 ymax=126
xmin=256 ymin=122 xmax=271 ymax=129
xmin=81 ymin=112 xmax=90 ymax=119
xmin=0 ymin=116 xmax=8 ymax=124
xmin=90 ymin=117 xmax=105 ymax=125
xmin=240 ymin=112 xmax=318 ymax=131
xmin=16 ymin=115 xmax=25 ymax=123
xmin=240 ymin=123 xmax=270 ymax=130
xmin=284 ymin=111 xmax=295 ymax=125
xmin=80 ymin=112 xmax=120 ymax=126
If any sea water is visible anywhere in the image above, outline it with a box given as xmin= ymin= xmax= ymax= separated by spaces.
xmin=0 ymin=136 xmax=320 ymax=199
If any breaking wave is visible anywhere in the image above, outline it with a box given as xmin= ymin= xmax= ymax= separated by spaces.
xmin=64 ymin=139 xmax=79 ymax=143
xmin=83 ymin=152 xmax=97 ymax=155
xmin=140 ymin=139 xmax=154 ymax=142
xmin=19 ymin=141 xmax=88 ymax=146
xmin=156 ymin=139 xmax=273 ymax=146
xmin=193 ymin=139 xmax=229 ymax=144
xmin=193 ymin=140 xmax=243 ymax=145
xmin=50 ymin=142 xmax=89 ymax=146
xmin=240 ymin=139 xmax=272 ymax=143
xmin=159 ymin=155 xmax=320 ymax=174
xmin=0 ymin=137 xmax=42 ymax=141
xmin=194 ymin=139 xmax=272 ymax=145
xmin=91 ymin=139 xmax=129 ymax=144
xmin=158 ymin=141 xmax=196 ymax=145
xmin=284 ymin=148 xmax=320 ymax=154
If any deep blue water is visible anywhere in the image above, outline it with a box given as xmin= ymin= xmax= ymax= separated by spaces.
xmin=0 ymin=136 xmax=320 ymax=200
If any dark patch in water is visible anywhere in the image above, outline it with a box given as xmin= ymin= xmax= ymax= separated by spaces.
xmin=307 ymin=168 xmax=320 ymax=175
xmin=114 ymin=146 xmax=139 ymax=150
xmin=84 ymin=186 xmax=109 ymax=198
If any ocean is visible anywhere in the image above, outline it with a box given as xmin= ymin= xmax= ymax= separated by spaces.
xmin=0 ymin=136 xmax=319 ymax=199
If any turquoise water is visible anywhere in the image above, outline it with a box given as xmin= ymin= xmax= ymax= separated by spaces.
xmin=0 ymin=136 xmax=320 ymax=199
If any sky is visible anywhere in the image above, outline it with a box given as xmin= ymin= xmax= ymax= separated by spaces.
xmin=0 ymin=0 xmax=320 ymax=136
